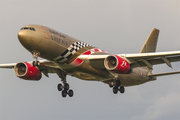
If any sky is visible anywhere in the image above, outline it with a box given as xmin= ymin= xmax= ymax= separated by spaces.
xmin=0 ymin=0 xmax=180 ymax=120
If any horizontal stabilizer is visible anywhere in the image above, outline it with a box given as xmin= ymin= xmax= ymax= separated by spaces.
xmin=148 ymin=71 xmax=180 ymax=77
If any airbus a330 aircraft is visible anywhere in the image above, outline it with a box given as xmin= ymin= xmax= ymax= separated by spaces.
xmin=0 ymin=25 xmax=180 ymax=98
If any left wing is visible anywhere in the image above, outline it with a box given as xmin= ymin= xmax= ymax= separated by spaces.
xmin=148 ymin=71 xmax=180 ymax=77
xmin=120 ymin=51 xmax=180 ymax=69
xmin=78 ymin=51 xmax=180 ymax=69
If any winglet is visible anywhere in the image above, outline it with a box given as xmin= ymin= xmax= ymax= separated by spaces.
xmin=140 ymin=28 xmax=160 ymax=53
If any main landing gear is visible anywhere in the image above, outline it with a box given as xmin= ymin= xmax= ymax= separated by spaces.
xmin=109 ymin=79 xmax=125 ymax=94
xmin=57 ymin=83 xmax=74 ymax=97
xmin=57 ymin=71 xmax=74 ymax=98
xmin=32 ymin=50 xmax=40 ymax=67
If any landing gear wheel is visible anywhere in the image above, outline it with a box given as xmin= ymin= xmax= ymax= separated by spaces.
xmin=109 ymin=81 xmax=114 ymax=88
xmin=115 ymin=80 xmax=120 ymax=87
xmin=57 ymin=70 xmax=74 ymax=98
xmin=57 ymin=84 xmax=63 ymax=91
xmin=113 ymin=87 xmax=118 ymax=94
xmin=64 ymin=83 xmax=69 ymax=90
xmin=32 ymin=61 xmax=40 ymax=67
xmin=62 ymin=90 xmax=67 ymax=97
xmin=68 ymin=89 xmax=74 ymax=97
xmin=119 ymin=86 xmax=125 ymax=93
xmin=32 ymin=61 xmax=36 ymax=67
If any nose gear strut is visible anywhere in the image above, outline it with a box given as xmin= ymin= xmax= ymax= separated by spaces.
xmin=32 ymin=50 xmax=40 ymax=67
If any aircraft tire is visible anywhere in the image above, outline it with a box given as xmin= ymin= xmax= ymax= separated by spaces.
xmin=113 ymin=87 xmax=118 ymax=94
xmin=57 ymin=84 xmax=63 ymax=91
xmin=115 ymin=80 xmax=120 ymax=87
xmin=109 ymin=81 xmax=114 ymax=88
xmin=68 ymin=89 xmax=74 ymax=97
xmin=36 ymin=61 xmax=40 ymax=66
xmin=32 ymin=61 xmax=40 ymax=67
xmin=64 ymin=83 xmax=69 ymax=90
xmin=32 ymin=61 xmax=36 ymax=67
xmin=119 ymin=86 xmax=125 ymax=93
xmin=62 ymin=90 xmax=67 ymax=97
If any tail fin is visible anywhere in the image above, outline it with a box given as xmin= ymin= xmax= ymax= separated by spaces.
xmin=140 ymin=28 xmax=160 ymax=53
xmin=140 ymin=28 xmax=159 ymax=71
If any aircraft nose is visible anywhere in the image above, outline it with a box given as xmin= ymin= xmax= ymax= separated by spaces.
xmin=18 ymin=31 xmax=25 ymax=42
xmin=17 ymin=30 xmax=32 ymax=49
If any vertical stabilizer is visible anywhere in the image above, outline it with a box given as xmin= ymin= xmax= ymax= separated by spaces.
xmin=140 ymin=28 xmax=159 ymax=53
xmin=140 ymin=28 xmax=159 ymax=71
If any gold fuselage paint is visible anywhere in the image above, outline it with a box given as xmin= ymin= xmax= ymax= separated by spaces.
xmin=18 ymin=25 xmax=151 ymax=86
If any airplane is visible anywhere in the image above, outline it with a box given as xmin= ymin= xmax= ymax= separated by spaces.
xmin=0 ymin=25 xmax=180 ymax=98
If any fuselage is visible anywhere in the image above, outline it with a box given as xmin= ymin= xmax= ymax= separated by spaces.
xmin=18 ymin=25 xmax=155 ymax=86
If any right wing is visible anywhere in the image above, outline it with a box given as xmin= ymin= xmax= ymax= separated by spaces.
xmin=0 ymin=60 xmax=63 ymax=78
xmin=0 ymin=60 xmax=59 ymax=69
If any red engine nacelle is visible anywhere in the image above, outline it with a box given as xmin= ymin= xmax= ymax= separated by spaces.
xmin=104 ymin=55 xmax=131 ymax=74
xmin=14 ymin=62 xmax=42 ymax=81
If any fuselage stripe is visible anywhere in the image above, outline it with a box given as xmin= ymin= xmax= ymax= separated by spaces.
xmin=54 ymin=41 xmax=91 ymax=63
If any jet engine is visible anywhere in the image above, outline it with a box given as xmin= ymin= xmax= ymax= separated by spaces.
xmin=14 ymin=62 xmax=42 ymax=80
xmin=104 ymin=55 xmax=131 ymax=74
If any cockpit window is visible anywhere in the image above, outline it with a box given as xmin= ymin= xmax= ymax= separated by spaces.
xmin=20 ymin=27 xmax=36 ymax=31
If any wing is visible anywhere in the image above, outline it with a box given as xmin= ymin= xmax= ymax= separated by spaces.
xmin=0 ymin=60 xmax=58 ymax=68
xmin=78 ymin=51 xmax=180 ymax=69
xmin=0 ymin=60 xmax=63 ymax=78
xmin=0 ymin=63 xmax=16 ymax=68
xmin=120 ymin=51 xmax=180 ymax=69
xmin=148 ymin=71 xmax=180 ymax=77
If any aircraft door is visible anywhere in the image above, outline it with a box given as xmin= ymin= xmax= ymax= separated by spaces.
xmin=41 ymin=26 xmax=49 ymax=39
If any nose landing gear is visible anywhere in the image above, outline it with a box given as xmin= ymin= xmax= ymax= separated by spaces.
xmin=32 ymin=50 xmax=40 ymax=67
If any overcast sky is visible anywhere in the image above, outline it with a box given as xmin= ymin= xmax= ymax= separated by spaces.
xmin=0 ymin=0 xmax=180 ymax=120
